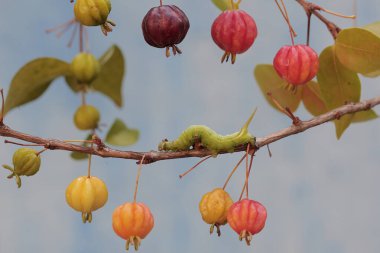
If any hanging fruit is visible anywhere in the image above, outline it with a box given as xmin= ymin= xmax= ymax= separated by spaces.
xmin=273 ymin=44 xmax=319 ymax=85
xmin=211 ymin=2 xmax=258 ymax=64
xmin=199 ymin=188 xmax=233 ymax=236
xmin=112 ymin=202 xmax=154 ymax=250
xmin=71 ymin=52 xmax=101 ymax=84
xmin=142 ymin=1 xmax=190 ymax=57
xmin=73 ymin=104 xmax=100 ymax=130
xmin=227 ymin=199 xmax=267 ymax=245
xmin=73 ymin=0 xmax=115 ymax=35
xmin=65 ymin=176 xmax=108 ymax=223
xmin=2 ymin=148 xmax=41 ymax=188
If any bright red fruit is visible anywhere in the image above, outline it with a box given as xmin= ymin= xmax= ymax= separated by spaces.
xmin=211 ymin=10 xmax=258 ymax=64
xmin=273 ymin=44 xmax=319 ymax=85
xmin=142 ymin=5 xmax=190 ymax=57
xmin=227 ymin=199 xmax=267 ymax=245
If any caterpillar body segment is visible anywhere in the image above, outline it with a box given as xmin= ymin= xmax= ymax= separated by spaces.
xmin=158 ymin=109 xmax=257 ymax=154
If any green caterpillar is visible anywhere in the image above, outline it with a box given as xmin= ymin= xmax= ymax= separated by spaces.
xmin=158 ymin=109 xmax=257 ymax=154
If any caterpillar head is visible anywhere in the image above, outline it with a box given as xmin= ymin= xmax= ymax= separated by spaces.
xmin=158 ymin=139 xmax=168 ymax=151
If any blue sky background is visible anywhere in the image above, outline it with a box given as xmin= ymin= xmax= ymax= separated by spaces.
xmin=0 ymin=0 xmax=380 ymax=252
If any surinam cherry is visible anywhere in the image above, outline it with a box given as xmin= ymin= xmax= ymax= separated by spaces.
xmin=65 ymin=176 xmax=108 ymax=223
xmin=73 ymin=104 xmax=100 ymax=130
xmin=211 ymin=1 xmax=258 ymax=64
xmin=227 ymin=199 xmax=267 ymax=245
xmin=142 ymin=1 xmax=190 ymax=57
xmin=73 ymin=0 xmax=115 ymax=35
xmin=273 ymin=44 xmax=319 ymax=85
xmin=112 ymin=202 xmax=154 ymax=251
xmin=2 ymin=148 xmax=41 ymax=188
xmin=199 ymin=188 xmax=233 ymax=236
xmin=71 ymin=53 xmax=100 ymax=84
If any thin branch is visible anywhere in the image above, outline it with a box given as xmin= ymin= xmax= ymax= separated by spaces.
xmin=0 ymin=96 xmax=379 ymax=164
xmin=296 ymin=0 xmax=341 ymax=39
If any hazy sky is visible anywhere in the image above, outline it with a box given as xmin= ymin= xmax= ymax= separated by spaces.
xmin=0 ymin=1 xmax=379 ymax=253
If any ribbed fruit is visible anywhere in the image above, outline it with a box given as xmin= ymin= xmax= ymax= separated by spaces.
xmin=73 ymin=0 xmax=115 ymax=35
xmin=74 ymin=0 xmax=111 ymax=26
xmin=71 ymin=53 xmax=100 ymax=84
xmin=112 ymin=202 xmax=154 ymax=251
xmin=211 ymin=9 xmax=258 ymax=64
xmin=2 ymin=148 xmax=42 ymax=188
xmin=65 ymin=176 xmax=108 ymax=223
xmin=142 ymin=5 xmax=190 ymax=57
xmin=199 ymin=188 xmax=233 ymax=236
xmin=227 ymin=199 xmax=267 ymax=245
xmin=12 ymin=148 xmax=41 ymax=177
xmin=273 ymin=44 xmax=319 ymax=85
xmin=73 ymin=104 xmax=100 ymax=130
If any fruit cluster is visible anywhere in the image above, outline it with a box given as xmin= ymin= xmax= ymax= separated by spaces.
xmin=72 ymin=0 xmax=320 ymax=84
xmin=199 ymin=188 xmax=267 ymax=245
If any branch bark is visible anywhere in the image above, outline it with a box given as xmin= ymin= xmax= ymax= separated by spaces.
xmin=1 ymin=96 xmax=379 ymax=164
xmin=296 ymin=0 xmax=342 ymax=39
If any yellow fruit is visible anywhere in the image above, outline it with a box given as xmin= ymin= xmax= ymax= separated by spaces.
xmin=74 ymin=0 xmax=111 ymax=26
xmin=73 ymin=105 xmax=100 ymax=130
xmin=71 ymin=53 xmax=100 ymax=84
xmin=199 ymin=188 xmax=233 ymax=236
xmin=65 ymin=176 xmax=108 ymax=223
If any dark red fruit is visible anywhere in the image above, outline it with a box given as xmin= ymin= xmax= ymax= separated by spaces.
xmin=273 ymin=44 xmax=319 ymax=85
xmin=211 ymin=10 xmax=258 ymax=64
xmin=142 ymin=5 xmax=190 ymax=57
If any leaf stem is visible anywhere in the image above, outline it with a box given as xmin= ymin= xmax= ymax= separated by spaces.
xmin=222 ymin=154 xmax=246 ymax=190
xmin=134 ymin=155 xmax=146 ymax=203
xmin=4 ymin=140 xmax=45 ymax=147
xmin=0 ymin=88 xmax=4 ymax=125
xmin=179 ymin=155 xmax=212 ymax=178
xmin=87 ymin=140 xmax=94 ymax=178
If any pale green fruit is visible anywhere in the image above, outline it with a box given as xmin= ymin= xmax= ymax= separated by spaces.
xmin=74 ymin=105 xmax=100 ymax=130
xmin=71 ymin=53 xmax=100 ymax=84
xmin=12 ymin=148 xmax=41 ymax=176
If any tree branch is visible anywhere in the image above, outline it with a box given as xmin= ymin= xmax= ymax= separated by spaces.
xmin=296 ymin=0 xmax=341 ymax=39
xmin=0 ymin=96 xmax=379 ymax=164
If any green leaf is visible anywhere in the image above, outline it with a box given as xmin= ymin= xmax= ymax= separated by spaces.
xmin=317 ymin=46 xmax=361 ymax=139
xmin=105 ymin=118 xmax=139 ymax=146
xmin=70 ymin=134 xmax=92 ymax=161
xmin=335 ymin=28 xmax=380 ymax=76
xmin=92 ymin=45 xmax=125 ymax=107
xmin=352 ymin=110 xmax=378 ymax=123
xmin=3 ymin=58 xmax=69 ymax=115
xmin=363 ymin=21 xmax=380 ymax=37
xmin=254 ymin=64 xmax=303 ymax=113
xmin=211 ymin=0 xmax=233 ymax=11
xmin=302 ymin=81 xmax=328 ymax=116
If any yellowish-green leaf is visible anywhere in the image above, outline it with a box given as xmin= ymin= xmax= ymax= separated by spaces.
xmin=352 ymin=109 xmax=378 ymax=123
xmin=92 ymin=45 xmax=125 ymax=107
xmin=363 ymin=21 xmax=380 ymax=38
xmin=361 ymin=69 xmax=380 ymax=78
xmin=317 ymin=46 xmax=361 ymax=139
xmin=302 ymin=81 xmax=328 ymax=116
xmin=64 ymin=45 xmax=125 ymax=107
xmin=335 ymin=28 xmax=380 ymax=75
xmin=211 ymin=0 xmax=233 ymax=11
xmin=254 ymin=64 xmax=303 ymax=114
xmin=3 ymin=58 xmax=69 ymax=115
xmin=105 ymin=119 xmax=139 ymax=146
xmin=70 ymin=134 xmax=92 ymax=160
